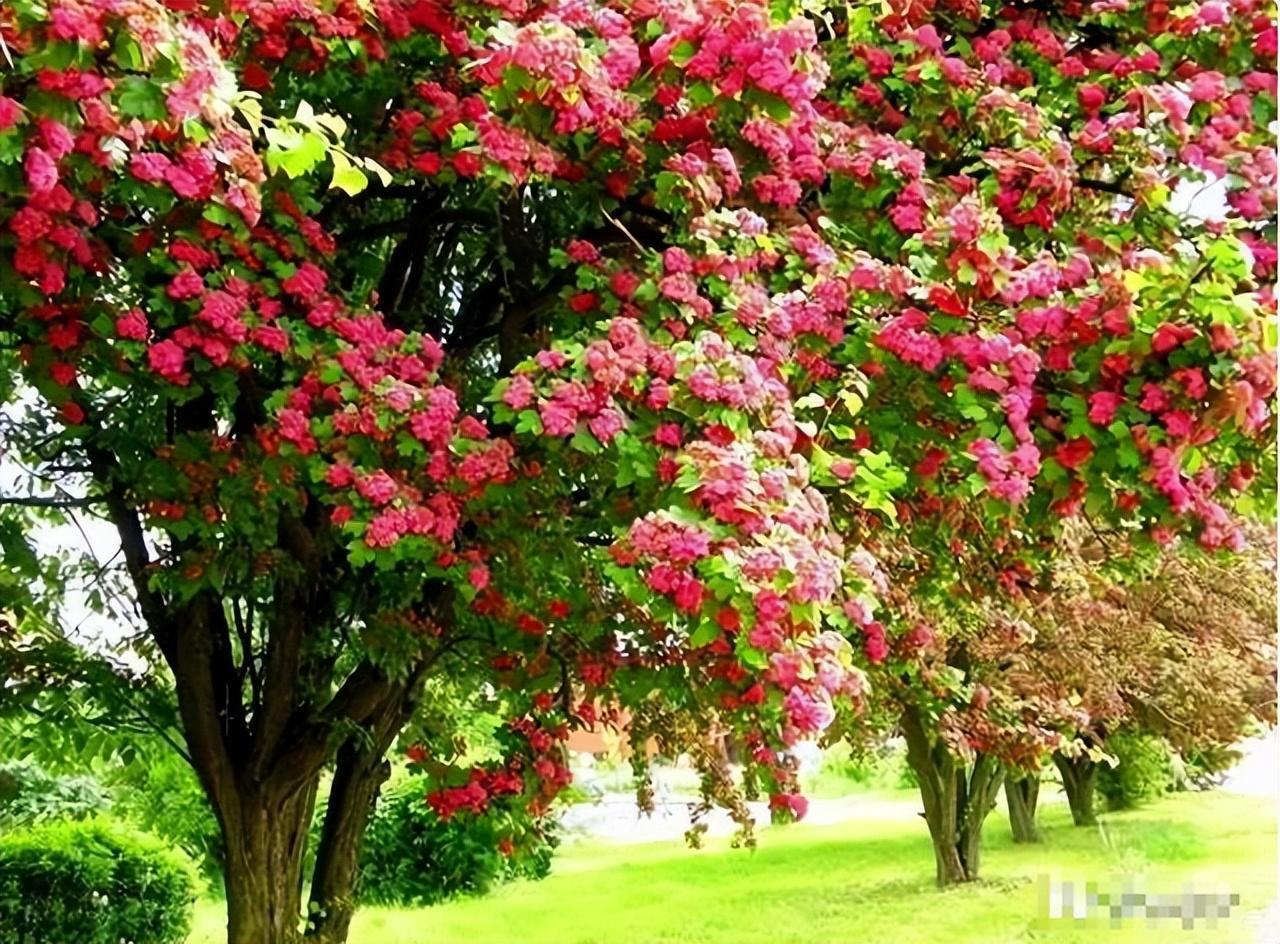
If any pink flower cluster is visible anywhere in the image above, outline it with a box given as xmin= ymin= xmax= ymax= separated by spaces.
xmin=969 ymin=439 xmax=1042 ymax=504
xmin=874 ymin=309 xmax=944 ymax=371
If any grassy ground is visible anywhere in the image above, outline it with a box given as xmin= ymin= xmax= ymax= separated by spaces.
xmin=189 ymin=789 xmax=1276 ymax=944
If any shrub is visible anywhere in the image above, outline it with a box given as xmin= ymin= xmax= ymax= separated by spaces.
xmin=357 ymin=774 xmax=557 ymax=906
xmin=0 ymin=818 xmax=196 ymax=944
xmin=0 ymin=760 xmax=110 ymax=829
xmin=1097 ymin=733 xmax=1175 ymax=810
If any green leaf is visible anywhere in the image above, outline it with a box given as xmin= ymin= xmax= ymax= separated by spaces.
xmin=117 ymin=77 xmax=168 ymax=120
xmin=569 ymin=429 xmax=602 ymax=454
xmin=202 ymin=204 xmax=237 ymax=226
xmin=687 ymin=82 xmax=716 ymax=108
xmin=795 ymin=392 xmax=826 ymax=410
xmin=265 ymin=127 xmax=328 ymax=179
xmin=450 ymin=124 xmax=478 ymax=149
xmin=0 ymin=131 xmax=25 ymax=165
xmin=514 ymin=410 xmax=544 ymax=436
xmin=113 ymin=33 xmax=145 ymax=71
xmin=330 ymin=151 xmax=368 ymax=196
xmin=314 ymin=112 xmax=349 ymax=140
xmin=744 ymin=88 xmax=792 ymax=123
xmin=689 ymin=621 xmax=719 ymax=648
xmin=669 ymin=40 xmax=697 ymax=67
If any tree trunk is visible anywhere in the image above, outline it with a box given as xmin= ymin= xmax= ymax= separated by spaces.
xmin=305 ymin=743 xmax=392 ymax=943
xmin=1054 ymin=754 xmax=1098 ymax=827
xmin=1005 ymin=773 xmax=1040 ymax=843
xmin=901 ymin=705 xmax=1005 ymax=886
xmin=168 ymin=601 xmax=419 ymax=944
xmin=222 ymin=781 xmax=318 ymax=944
xmin=102 ymin=438 xmax=451 ymax=944
xmin=306 ymin=663 xmax=429 ymax=943
xmin=184 ymin=656 xmax=425 ymax=944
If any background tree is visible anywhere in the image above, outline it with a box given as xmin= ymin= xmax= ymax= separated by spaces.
xmin=1 ymin=0 xmax=1275 ymax=938
xmin=888 ymin=596 xmax=1076 ymax=883
xmin=1018 ymin=531 xmax=1277 ymax=827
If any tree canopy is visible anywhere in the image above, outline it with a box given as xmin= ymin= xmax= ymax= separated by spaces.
xmin=0 ymin=0 xmax=1275 ymax=939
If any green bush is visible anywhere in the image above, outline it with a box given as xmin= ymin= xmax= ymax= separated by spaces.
xmin=0 ymin=818 xmax=196 ymax=944
xmin=357 ymin=775 xmax=557 ymax=906
xmin=1098 ymin=733 xmax=1176 ymax=810
xmin=0 ymin=760 xmax=110 ymax=828
xmin=1180 ymin=744 xmax=1242 ymax=789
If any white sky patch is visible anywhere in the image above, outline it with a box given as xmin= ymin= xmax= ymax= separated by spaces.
xmin=1 ymin=395 xmax=137 ymax=654
xmin=1169 ymin=175 xmax=1230 ymax=224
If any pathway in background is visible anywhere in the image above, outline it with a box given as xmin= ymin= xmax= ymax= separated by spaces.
xmin=558 ymin=791 xmax=920 ymax=844
xmin=562 ymin=733 xmax=1278 ymax=843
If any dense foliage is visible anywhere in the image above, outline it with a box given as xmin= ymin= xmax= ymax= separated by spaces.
xmin=1025 ymin=533 xmax=1276 ymax=758
xmin=0 ymin=0 xmax=1274 ymax=935
xmin=358 ymin=773 xmax=557 ymax=906
xmin=1095 ymin=730 xmax=1175 ymax=810
xmin=110 ymin=747 xmax=226 ymax=882
xmin=0 ymin=818 xmax=197 ymax=944
xmin=0 ymin=758 xmax=110 ymax=827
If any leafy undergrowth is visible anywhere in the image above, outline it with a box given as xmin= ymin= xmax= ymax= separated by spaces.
xmin=189 ymin=790 xmax=1275 ymax=944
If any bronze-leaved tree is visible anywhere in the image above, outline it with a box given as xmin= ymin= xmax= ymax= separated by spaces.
xmin=1017 ymin=532 xmax=1277 ymax=830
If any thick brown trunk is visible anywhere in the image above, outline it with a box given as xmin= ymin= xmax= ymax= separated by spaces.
xmin=203 ymin=675 xmax=421 ymax=944
xmin=105 ymin=444 xmax=450 ymax=944
xmin=222 ymin=781 xmax=318 ymax=944
xmin=901 ymin=706 xmax=1004 ymax=886
xmin=1054 ymin=754 xmax=1098 ymax=827
xmin=1005 ymin=773 xmax=1041 ymax=843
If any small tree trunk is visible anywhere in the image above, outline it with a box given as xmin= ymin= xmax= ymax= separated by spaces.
xmin=901 ymin=706 xmax=1004 ymax=886
xmin=1005 ymin=774 xmax=1040 ymax=843
xmin=306 ymin=665 xmax=426 ymax=943
xmin=306 ymin=743 xmax=392 ymax=944
xmin=1054 ymin=754 xmax=1098 ymax=827
xmin=222 ymin=781 xmax=318 ymax=944
xmin=929 ymin=808 xmax=969 ymax=886
xmin=957 ymin=753 xmax=1000 ymax=880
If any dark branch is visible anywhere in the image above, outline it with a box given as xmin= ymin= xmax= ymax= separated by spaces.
xmin=0 ymin=493 xmax=105 ymax=508
xmin=1077 ymin=177 xmax=1133 ymax=198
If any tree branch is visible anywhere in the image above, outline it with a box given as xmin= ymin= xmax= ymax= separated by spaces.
xmin=1077 ymin=176 xmax=1133 ymax=198
xmin=0 ymin=493 xmax=104 ymax=508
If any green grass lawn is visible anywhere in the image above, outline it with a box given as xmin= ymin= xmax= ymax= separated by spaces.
xmin=189 ymin=789 xmax=1276 ymax=944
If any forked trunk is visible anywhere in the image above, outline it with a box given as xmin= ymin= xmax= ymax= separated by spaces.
xmin=1053 ymin=753 xmax=1099 ymax=827
xmin=1005 ymin=773 xmax=1040 ymax=843
xmin=215 ymin=747 xmax=393 ymax=944
xmin=166 ymin=593 xmax=421 ymax=944
xmin=901 ymin=705 xmax=1005 ymax=886
xmin=110 ymin=459 xmax=445 ymax=944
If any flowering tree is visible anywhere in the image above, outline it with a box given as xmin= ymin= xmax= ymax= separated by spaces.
xmin=1 ymin=0 xmax=1275 ymax=937
xmin=855 ymin=559 xmax=1086 ymax=880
